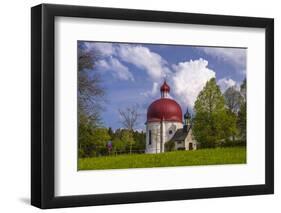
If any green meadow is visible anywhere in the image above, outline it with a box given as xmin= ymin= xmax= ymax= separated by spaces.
xmin=78 ymin=147 xmax=246 ymax=170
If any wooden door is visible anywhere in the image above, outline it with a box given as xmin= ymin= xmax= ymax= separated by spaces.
xmin=189 ymin=142 xmax=193 ymax=150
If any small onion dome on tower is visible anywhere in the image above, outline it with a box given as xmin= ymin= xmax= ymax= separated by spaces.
xmin=184 ymin=108 xmax=191 ymax=120
xmin=183 ymin=108 xmax=191 ymax=131
xmin=147 ymin=80 xmax=182 ymax=123
xmin=160 ymin=80 xmax=170 ymax=98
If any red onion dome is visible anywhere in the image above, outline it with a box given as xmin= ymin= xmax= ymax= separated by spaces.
xmin=160 ymin=81 xmax=170 ymax=93
xmin=147 ymin=98 xmax=183 ymax=123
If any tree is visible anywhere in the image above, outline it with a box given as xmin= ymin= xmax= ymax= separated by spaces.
xmin=118 ymin=105 xmax=140 ymax=130
xmin=111 ymin=129 xmax=145 ymax=154
xmin=121 ymin=130 xmax=135 ymax=154
xmin=78 ymin=42 xmax=100 ymax=71
xmin=132 ymin=130 xmax=146 ymax=153
xmin=224 ymin=86 xmax=242 ymax=113
xmin=78 ymin=43 xmax=105 ymax=126
xmin=237 ymin=102 xmax=246 ymax=142
xmin=112 ymin=138 xmax=125 ymax=154
xmin=78 ymin=43 xmax=109 ymax=157
xmin=194 ymin=78 xmax=225 ymax=114
xmin=240 ymin=78 xmax=246 ymax=101
xmin=91 ymin=128 xmax=111 ymax=156
xmin=193 ymin=78 xmax=237 ymax=147
xmin=220 ymin=110 xmax=238 ymax=142
xmin=78 ymin=113 xmax=95 ymax=158
xmin=78 ymin=113 xmax=110 ymax=158
xmin=108 ymin=127 xmax=114 ymax=139
xmin=237 ymin=79 xmax=247 ymax=142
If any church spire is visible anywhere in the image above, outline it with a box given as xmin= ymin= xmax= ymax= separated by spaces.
xmin=184 ymin=108 xmax=191 ymax=131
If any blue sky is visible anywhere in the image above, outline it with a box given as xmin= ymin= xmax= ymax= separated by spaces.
xmin=78 ymin=41 xmax=246 ymax=131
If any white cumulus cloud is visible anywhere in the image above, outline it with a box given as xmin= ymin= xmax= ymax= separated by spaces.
xmin=84 ymin=43 xmax=171 ymax=81
xmin=198 ymin=47 xmax=247 ymax=71
xmin=117 ymin=45 xmax=170 ymax=80
xmin=141 ymin=82 xmax=159 ymax=98
xmin=151 ymin=82 xmax=159 ymax=95
xmin=170 ymin=58 xmax=216 ymax=109
xmin=217 ymin=78 xmax=238 ymax=92
xmin=84 ymin=42 xmax=115 ymax=56
xmin=97 ymin=57 xmax=134 ymax=81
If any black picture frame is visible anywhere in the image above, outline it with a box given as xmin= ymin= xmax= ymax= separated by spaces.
xmin=31 ymin=3 xmax=274 ymax=209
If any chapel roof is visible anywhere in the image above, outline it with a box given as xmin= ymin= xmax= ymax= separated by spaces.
xmin=170 ymin=126 xmax=191 ymax=142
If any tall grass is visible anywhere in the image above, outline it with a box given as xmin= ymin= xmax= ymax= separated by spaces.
xmin=78 ymin=147 xmax=246 ymax=170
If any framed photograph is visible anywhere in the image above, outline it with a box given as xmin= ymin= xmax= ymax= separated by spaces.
xmin=31 ymin=4 xmax=274 ymax=209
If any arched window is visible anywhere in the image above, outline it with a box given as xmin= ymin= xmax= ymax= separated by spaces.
xmin=148 ymin=130 xmax=152 ymax=145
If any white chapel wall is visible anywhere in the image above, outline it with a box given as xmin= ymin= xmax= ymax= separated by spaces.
xmin=146 ymin=121 xmax=183 ymax=153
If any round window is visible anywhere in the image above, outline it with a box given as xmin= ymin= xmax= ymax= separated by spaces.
xmin=169 ymin=130 xmax=173 ymax=135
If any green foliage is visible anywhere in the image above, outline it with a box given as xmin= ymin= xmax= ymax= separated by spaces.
xmin=194 ymin=78 xmax=225 ymax=114
xmin=112 ymin=138 xmax=127 ymax=153
xmin=221 ymin=110 xmax=238 ymax=139
xmin=193 ymin=78 xmax=237 ymax=147
xmin=220 ymin=139 xmax=246 ymax=147
xmin=120 ymin=130 xmax=135 ymax=154
xmin=78 ymin=117 xmax=111 ymax=158
xmin=132 ymin=131 xmax=146 ymax=153
xmin=78 ymin=147 xmax=246 ymax=170
xmin=78 ymin=113 xmax=94 ymax=158
xmin=79 ymin=126 xmax=144 ymax=157
xmin=110 ymin=129 xmax=145 ymax=154
xmin=237 ymin=101 xmax=246 ymax=142
xmin=121 ymin=130 xmax=135 ymax=145
xmin=91 ymin=128 xmax=111 ymax=155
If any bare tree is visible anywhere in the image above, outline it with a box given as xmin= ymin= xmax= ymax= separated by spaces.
xmin=118 ymin=105 xmax=140 ymax=130
xmin=78 ymin=44 xmax=106 ymax=126
xmin=78 ymin=43 xmax=100 ymax=71
xmin=118 ymin=105 xmax=141 ymax=154
xmin=224 ymin=86 xmax=242 ymax=113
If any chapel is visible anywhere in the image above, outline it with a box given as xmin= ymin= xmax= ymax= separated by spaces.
xmin=146 ymin=80 xmax=197 ymax=153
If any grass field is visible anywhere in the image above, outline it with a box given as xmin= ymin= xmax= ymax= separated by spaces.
xmin=78 ymin=147 xmax=246 ymax=170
